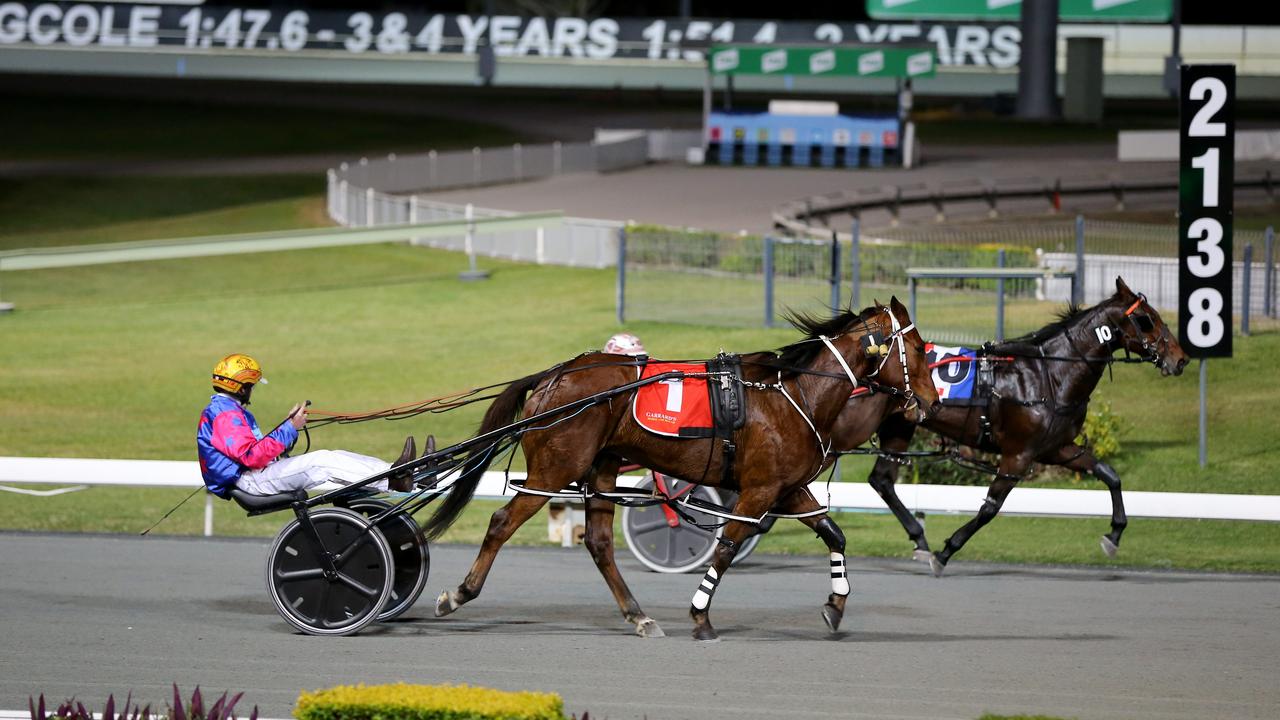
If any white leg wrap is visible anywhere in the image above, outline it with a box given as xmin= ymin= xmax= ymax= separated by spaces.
xmin=830 ymin=552 xmax=850 ymax=596
xmin=691 ymin=567 xmax=719 ymax=611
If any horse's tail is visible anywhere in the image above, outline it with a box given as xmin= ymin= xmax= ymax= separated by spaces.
xmin=421 ymin=368 xmax=552 ymax=540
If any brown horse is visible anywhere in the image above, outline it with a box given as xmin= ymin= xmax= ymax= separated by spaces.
xmin=422 ymin=298 xmax=939 ymax=641
xmin=842 ymin=277 xmax=1189 ymax=576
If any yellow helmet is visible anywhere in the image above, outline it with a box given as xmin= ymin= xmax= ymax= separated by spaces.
xmin=211 ymin=353 xmax=267 ymax=394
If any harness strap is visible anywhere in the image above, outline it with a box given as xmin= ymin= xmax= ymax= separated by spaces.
xmin=776 ymin=370 xmax=830 ymax=457
xmin=818 ymin=335 xmax=859 ymax=388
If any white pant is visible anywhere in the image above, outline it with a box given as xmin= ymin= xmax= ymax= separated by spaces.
xmin=237 ymin=450 xmax=392 ymax=495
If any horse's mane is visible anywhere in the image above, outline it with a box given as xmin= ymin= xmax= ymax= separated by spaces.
xmin=764 ymin=305 xmax=880 ymax=375
xmin=986 ymin=302 xmax=1093 ymax=352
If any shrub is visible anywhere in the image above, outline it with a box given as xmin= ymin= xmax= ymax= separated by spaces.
xmin=1079 ymin=400 xmax=1122 ymax=462
xmin=902 ymin=401 xmax=1123 ymax=486
xmin=29 ymin=686 xmax=256 ymax=720
xmin=295 ymin=682 xmax=566 ymax=720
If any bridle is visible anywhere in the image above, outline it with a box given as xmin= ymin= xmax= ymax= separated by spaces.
xmin=1119 ymin=293 xmax=1168 ymax=369
xmin=818 ymin=305 xmax=921 ymax=414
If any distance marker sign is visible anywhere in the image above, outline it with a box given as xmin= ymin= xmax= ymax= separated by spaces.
xmin=1178 ymin=65 xmax=1235 ymax=358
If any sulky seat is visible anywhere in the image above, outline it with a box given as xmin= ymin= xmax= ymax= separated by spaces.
xmin=229 ymin=487 xmax=307 ymax=515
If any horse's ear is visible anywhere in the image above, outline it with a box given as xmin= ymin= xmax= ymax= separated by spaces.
xmin=1115 ymin=276 xmax=1134 ymax=297
xmin=888 ymin=295 xmax=907 ymax=315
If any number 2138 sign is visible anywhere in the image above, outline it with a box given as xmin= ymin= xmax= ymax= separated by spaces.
xmin=1179 ymin=65 xmax=1234 ymax=358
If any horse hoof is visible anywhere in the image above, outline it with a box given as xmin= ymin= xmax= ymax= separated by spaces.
xmin=434 ymin=590 xmax=458 ymax=617
xmin=929 ymin=555 xmax=946 ymax=578
xmin=635 ymin=617 xmax=666 ymax=638
xmin=692 ymin=627 xmax=720 ymax=643
xmin=1100 ymin=535 xmax=1119 ymax=558
xmin=912 ymin=549 xmax=933 ymax=563
xmin=821 ymin=603 xmax=844 ymax=633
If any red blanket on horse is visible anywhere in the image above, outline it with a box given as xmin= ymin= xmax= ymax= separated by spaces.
xmin=632 ymin=362 xmax=714 ymax=437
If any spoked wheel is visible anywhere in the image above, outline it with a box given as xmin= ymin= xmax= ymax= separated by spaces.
xmin=266 ymin=507 xmax=394 ymax=636
xmin=344 ymin=498 xmax=430 ymax=622
xmin=619 ymin=475 xmax=769 ymax=574
xmin=622 ymin=476 xmax=722 ymax=573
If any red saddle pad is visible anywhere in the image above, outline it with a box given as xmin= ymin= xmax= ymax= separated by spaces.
xmin=632 ymin=362 xmax=713 ymax=437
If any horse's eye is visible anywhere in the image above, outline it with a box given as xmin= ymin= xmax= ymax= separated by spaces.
xmin=1135 ymin=315 xmax=1154 ymax=332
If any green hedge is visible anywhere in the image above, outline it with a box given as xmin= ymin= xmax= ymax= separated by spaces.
xmin=862 ymin=242 xmax=1038 ymax=294
xmin=295 ymin=683 xmax=565 ymax=720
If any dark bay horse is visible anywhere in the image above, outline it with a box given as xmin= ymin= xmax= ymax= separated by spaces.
xmin=422 ymin=298 xmax=940 ymax=640
xmin=847 ymin=278 xmax=1189 ymax=576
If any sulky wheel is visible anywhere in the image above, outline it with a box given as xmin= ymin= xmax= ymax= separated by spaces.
xmin=622 ymin=475 xmax=726 ymax=574
xmin=265 ymin=507 xmax=394 ymax=636
xmin=343 ymin=498 xmax=430 ymax=622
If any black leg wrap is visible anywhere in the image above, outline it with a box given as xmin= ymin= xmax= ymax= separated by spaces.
xmin=1094 ymin=461 xmax=1121 ymax=489
xmin=813 ymin=517 xmax=846 ymax=553
xmin=716 ymin=535 xmax=738 ymax=553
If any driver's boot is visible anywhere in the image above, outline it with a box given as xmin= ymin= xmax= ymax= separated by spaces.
xmin=388 ymin=436 xmax=416 ymax=492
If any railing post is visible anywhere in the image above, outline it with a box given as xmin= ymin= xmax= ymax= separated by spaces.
xmin=1242 ymin=243 xmax=1253 ymax=336
xmin=458 ymin=203 xmax=489 ymax=281
xmin=996 ymin=248 xmax=1007 ymax=342
xmin=1265 ymin=226 xmax=1275 ymax=318
xmin=204 ymin=494 xmax=213 ymax=537
xmin=409 ymin=194 xmax=420 ymax=246
xmin=338 ymin=179 xmax=349 ymax=226
xmin=909 ymin=275 xmax=917 ymax=322
xmin=1199 ymin=359 xmax=1208 ymax=469
xmin=0 ymin=256 xmax=11 ymax=314
xmin=764 ymin=236 xmax=775 ymax=328
xmin=365 ymin=187 xmax=375 ymax=227
xmin=326 ymin=169 xmax=336 ymax=220
xmin=616 ymin=227 xmax=627 ymax=324
xmin=1074 ymin=214 xmax=1085 ymax=306
xmin=850 ymin=218 xmax=861 ymax=310
xmin=830 ymin=232 xmax=841 ymax=312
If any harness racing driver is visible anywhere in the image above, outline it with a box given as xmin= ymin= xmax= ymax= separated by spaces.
xmin=196 ymin=353 xmax=418 ymax=497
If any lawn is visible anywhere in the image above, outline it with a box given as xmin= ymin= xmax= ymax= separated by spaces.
xmin=0 ymin=176 xmax=329 ymax=249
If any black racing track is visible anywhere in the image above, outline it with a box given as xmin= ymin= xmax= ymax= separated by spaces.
xmin=2 ymin=533 xmax=1277 ymax=720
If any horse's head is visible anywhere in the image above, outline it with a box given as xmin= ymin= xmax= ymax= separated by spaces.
xmin=864 ymin=297 xmax=940 ymax=423
xmin=1109 ymin=277 xmax=1189 ymax=377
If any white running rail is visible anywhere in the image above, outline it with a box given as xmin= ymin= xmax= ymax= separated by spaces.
xmin=2 ymin=457 xmax=1277 ymax=538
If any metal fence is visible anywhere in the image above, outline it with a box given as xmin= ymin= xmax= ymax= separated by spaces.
xmin=326 ymin=174 xmax=622 ymax=269
xmin=323 ymin=129 xmax=704 ymax=270
xmin=619 ymin=228 xmax=839 ymax=328
xmin=775 ymin=167 xmax=1279 ymax=236
xmin=866 ymin=217 xmax=1278 ymax=343
xmin=331 ymin=130 xmax=699 ymax=195
xmin=618 ymin=217 xmax=1279 ymax=344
